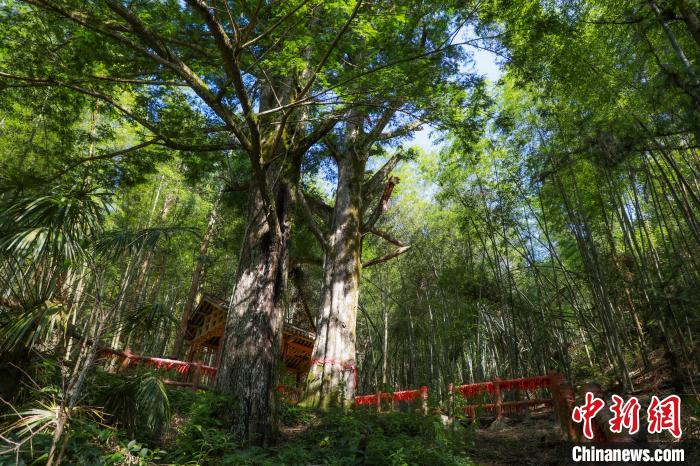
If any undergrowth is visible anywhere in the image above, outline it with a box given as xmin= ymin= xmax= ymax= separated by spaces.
xmin=165 ymin=389 xmax=472 ymax=465
xmin=1 ymin=368 xmax=474 ymax=465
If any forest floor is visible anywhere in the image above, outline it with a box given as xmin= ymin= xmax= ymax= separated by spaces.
xmin=464 ymin=354 xmax=700 ymax=466
xmin=465 ymin=413 xmax=569 ymax=466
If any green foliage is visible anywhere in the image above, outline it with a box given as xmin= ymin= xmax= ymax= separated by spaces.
xmin=1 ymin=0 xmax=698 ymax=462
xmin=88 ymin=391 xmax=473 ymax=465
xmin=103 ymin=439 xmax=167 ymax=466
xmin=86 ymin=368 xmax=171 ymax=439
xmin=136 ymin=374 xmax=171 ymax=435
xmin=0 ymin=275 xmax=68 ymax=353
xmin=167 ymin=390 xmax=239 ymax=463
xmin=0 ymin=185 xmax=109 ymax=263
xmin=0 ymin=390 xmax=108 ymax=466
xmin=279 ymin=403 xmax=314 ymax=427
xmin=255 ymin=411 xmax=472 ymax=466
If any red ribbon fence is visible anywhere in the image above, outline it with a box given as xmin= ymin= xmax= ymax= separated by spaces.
xmin=353 ymin=372 xmax=575 ymax=428
xmin=97 ymin=347 xmax=217 ymax=390
xmin=96 ymin=346 xmax=577 ymax=438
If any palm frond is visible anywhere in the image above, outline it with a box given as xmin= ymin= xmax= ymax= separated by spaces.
xmin=88 ymin=369 xmax=170 ymax=436
xmin=0 ymin=186 xmax=110 ymax=264
xmin=0 ymin=304 xmax=67 ymax=353
xmin=0 ymin=400 xmax=103 ymax=449
xmin=120 ymin=302 xmax=176 ymax=335
xmin=0 ymin=257 xmax=60 ymax=308
xmin=0 ymin=259 xmax=69 ymax=352
xmin=95 ymin=226 xmax=199 ymax=260
xmin=1 ymin=401 xmax=59 ymax=439
xmin=136 ymin=373 xmax=171 ymax=434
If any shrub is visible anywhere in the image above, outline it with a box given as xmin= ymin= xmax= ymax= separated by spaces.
xmin=166 ymin=390 xmax=239 ymax=464
xmin=224 ymin=410 xmax=473 ymax=465
xmin=279 ymin=403 xmax=314 ymax=427
xmin=86 ymin=367 xmax=171 ymax=440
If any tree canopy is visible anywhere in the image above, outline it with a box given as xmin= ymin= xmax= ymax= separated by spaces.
xmin=1 ymin=0 xmax=698 ymax=464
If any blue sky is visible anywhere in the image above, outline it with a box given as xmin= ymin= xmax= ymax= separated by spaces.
xmin=409 ymin=46 xmax=502 ymax=151
xmin=316 ymin=42 xmax=503 ymax=195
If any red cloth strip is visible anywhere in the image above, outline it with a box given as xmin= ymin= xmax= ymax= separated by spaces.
xmin=311 ymin=358 xmax=357 ymax=391
xmin=311 ymin=358 xmax=355 ymax=370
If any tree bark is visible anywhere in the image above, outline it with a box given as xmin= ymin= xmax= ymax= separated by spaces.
xmin=174 ymin=194 xmax=220 ymax=358
xmin=303 ymin=154 xmax=364 ymax=407
xmin=301 ymin=103 xmax=407 ymax=405
xmin=214 ymin=178 xmax=291 ymax=444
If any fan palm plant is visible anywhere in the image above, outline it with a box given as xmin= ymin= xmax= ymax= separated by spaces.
xmin=0 ymin=172 xmax=199 ymax=464
xmin=0 ymin=186 xmax=109 ymax=264
xmin=87 ymin=368 xmax=171 ymax=438
xmin=0 ymin=258 xmax=68 ymax=353
xmin=0 ymin=183 xmax=204 ymax=461
xmin=0 ymin=181 xmax=108 ymax=354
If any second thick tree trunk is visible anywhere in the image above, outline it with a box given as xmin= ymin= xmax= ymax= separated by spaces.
xmin=304 ymin=156 xmax=364 ymax=407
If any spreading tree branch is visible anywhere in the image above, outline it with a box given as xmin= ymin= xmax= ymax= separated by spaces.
xmin=51 ymin=138 xmax=162 ymax=180
xmin=362 ymin=176 xmax=399 ymax=232
xmin=362 ymin=106 xmax=397 ymax=152
xmin=294 ymin=188 xmax=329 ymax=251
xmin=303 ymin=193 xmax=334 ymax=224
xmin=323 ymin=138 xmax=342 ymax=161
xmin=291 ymin=116 xmax=341 ymax=157
xmin=186 ymin=0 xmax=259 ymax=152
xmin=0 ymin=72 xmax=240 ymax=155
xmin=364 ymin=229 xmax=406 ymax=247
xmin=377 ymin=120 xmax=423 ymax=142
xmin=362 ymin=151 xmax=404 ymax=197
xmin=25 ymin=0 xmax=251 ymax=150
xmin=362 ymin=245 xmax=410 ymax=268
xmin=241 ymin=0 xmax=313 ymax=48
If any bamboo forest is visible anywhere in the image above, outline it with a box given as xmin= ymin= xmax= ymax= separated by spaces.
xmin=0 ymin=1 xmax=699 ymax=465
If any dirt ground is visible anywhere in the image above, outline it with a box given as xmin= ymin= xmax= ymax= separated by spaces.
xmin=464 ymin=406 xmax=699 ymax=465
xmin=465 ymin=413 xmax=576 ymax=466
xmin=465 ymin=353 xmax=700 ymax=466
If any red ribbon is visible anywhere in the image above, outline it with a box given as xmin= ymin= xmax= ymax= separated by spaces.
xmin=311 ymin=358 xmax=357 ymax=391
xmin=355 ymin=395 xmax=376 ymax=406
xmin=393 ymin=389 xmax=420 ymax=401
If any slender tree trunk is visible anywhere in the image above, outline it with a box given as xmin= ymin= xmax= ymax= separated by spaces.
xmin=174 ymin=194 xmax=220 ymax=358
xmin=381 ymin=278 xmax=389 ymax=386
xmin=649 ymin=0 xmax=700 ymax=84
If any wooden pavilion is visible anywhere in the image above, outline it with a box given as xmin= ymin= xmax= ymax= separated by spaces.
xmin=184 ymin=294 xmax=316 ymax=382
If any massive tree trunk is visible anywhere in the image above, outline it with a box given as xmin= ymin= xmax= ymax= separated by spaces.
xmin=213 ymin=69 xmax=309 ymax=443
xmin=304 ymin=155 xmax=364 ymax=407
xmin=213 ymin=57 xmax=338 ymax=437
xmin=215 ymin=179 xmax=291 ymax=444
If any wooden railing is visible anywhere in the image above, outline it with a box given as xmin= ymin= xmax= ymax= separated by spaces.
xmin=453 ymin=371 xmax=587 ymax=442
xmin=454 ymin=374 xmax=554 ymax=418
xmin=97 ymin=347 xmax=217 ymax=390
xmin=95 ymin=346 xmax=612 ymax=443
xmin=96 ymin=343 xmax=585 ymax=440
xmin=354 ymin=386 xmax=429 ymax=414
xmin=353 ymin=372 xmax=577 ymax=436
